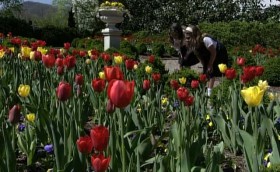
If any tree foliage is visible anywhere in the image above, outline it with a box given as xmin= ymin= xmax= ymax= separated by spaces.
xmin=0 ymin=0 xmax=23 ymax=17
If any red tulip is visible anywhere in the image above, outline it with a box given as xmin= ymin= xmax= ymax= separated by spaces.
xmin=104 ymin=66 xmax=124 ymax=82
xmin=76 ymin=135 xmax=93 ymax=154
xmin=170 ymin=79 xmax=179 ymax=90
xmin=101 ymin=53 xmax=111 ymax=62
xmin=72 ymin=49 xmax=79 ymax=56
xmin=34 ymin=51 xmax=42 ymax=61
xmin=107 ymin=80 xmax=135 ymax=108
xmin=199 ymin=74 xmax=207 ymax=83
xmin=63 ymin=55 xmax=76 ymax=69
xmin=237 ymin=57 xmax=245 ymax=66
xmin=152 ymin=73 xmax=161 ymax=82
xmin=42 ymin=54 xmax=55 ymax=68
xmin=79 ymin=50 xmax=86 ymax=57
xmin=8 ymin=105 xmax=21 ymax=124
xmin=55 ymin=58 xmax=64 ymax=67
xmin=75 ymin=74 xmax=84 ymax=85
xmin=56 ymin=82 xmax=72 ymax=101
xmin=37 ymin=40 xmax=46 ymax=47
xmin=184 ymin=96 xmax=194 ymax=106
xmin=90 ymin=125 xmax=109 ymax=152
xmin=64 ymin=42 xmax=71 ymax=50
xmin=225 ymin=68 xmax=237 ymax=80
xmin=148 ymin=55 xmax=155 ymax=63
xmin=191 ymin=80 xmax=199 ymax=89
xmin=176 ymin=87 xmax=189 ymax=101
xmin=255 ymin=66 xmax=264 ymax=76
xmin=125 ymin=59 xmax=135 ymax=70
xmin=91 ymin=153 xmax=110 ymax=172
xmin=142 ymin=79 xmax=150 ymax=91
xmin=57 ymin=66 xmax=64 ymax=75
xmin=91 ymin=49 xmax=99 ymax=57
xmin=92 ymin=78 xmax=106 ymax=92
xmin=241 ymin=66 xmax=256 ymax=83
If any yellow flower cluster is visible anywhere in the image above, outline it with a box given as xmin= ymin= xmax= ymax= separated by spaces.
xmin=100 ymin=1 xmax=125 ymax=9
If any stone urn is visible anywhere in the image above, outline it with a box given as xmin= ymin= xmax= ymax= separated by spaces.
xmin=98 ymin=8 xmax=124 ymax=51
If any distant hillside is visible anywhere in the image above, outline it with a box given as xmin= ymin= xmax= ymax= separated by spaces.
xmin=14 ymin=1 xmax=57 ymax=21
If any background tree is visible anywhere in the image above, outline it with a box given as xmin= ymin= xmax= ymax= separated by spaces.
xmin=0 ymin=0 xmax=23 ymax=17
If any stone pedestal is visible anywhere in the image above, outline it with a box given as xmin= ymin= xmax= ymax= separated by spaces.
xmin=99 ymin=8 xmax=124 ymax=51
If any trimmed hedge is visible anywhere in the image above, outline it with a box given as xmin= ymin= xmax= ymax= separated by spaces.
xmin=261 ymin=57 xmax=280 ymax=86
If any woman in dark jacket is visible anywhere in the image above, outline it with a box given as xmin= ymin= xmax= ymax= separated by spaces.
xmin=169 ymin=23 xmax=199 ymax=69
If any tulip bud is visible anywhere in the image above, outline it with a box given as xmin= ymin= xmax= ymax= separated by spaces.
xmin=57 ymin=66 xmax=64 ymax=75
xmin=142 ymin=80 xmax=150 ymax=91
xmin=75 ymin=74 xmax=84 ymax=85
xmin=56 ymin=82 xmax=72 ymax=101
xmin=8 ymin=105 xmax=21 ymax=124
xmin=106 ymin=99 xmax=115 ymax=113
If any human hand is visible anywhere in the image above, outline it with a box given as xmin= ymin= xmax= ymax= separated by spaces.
xmin=207 ymin=64 xmax=213 ymax=74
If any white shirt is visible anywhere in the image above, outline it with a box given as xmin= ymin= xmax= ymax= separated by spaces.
xmin=203 ymin=37 xmax=217 ymax=49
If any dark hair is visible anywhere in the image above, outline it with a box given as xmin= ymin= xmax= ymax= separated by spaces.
xmin=169 ymin=23 xmax=184 ymax=45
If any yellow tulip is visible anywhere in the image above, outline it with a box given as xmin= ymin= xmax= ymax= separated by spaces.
xmin=26 ymin=113 xmax=35 ymax=122
xmin=179 ymin=77 xmax=186 ymax=85
xmin=9 ymin=47 xmax=15 ymax=53
xmin=241 ymin=86 xmax=264 ymax=107
xmin=99 ymin=71 xmax=105 ymax=79
xmin=218 ymin=63 xmax=227 ymax=73
xmin=258 ymin=80 xmax=269 ymax=91
xmin=86 ymin=59 xmax=91 ymax=64
xmin=30 ymin=51 xmax=35 ymax=60
xmin=161 ymin=97 xmax=168 ymax=106
xmin=37 ymin=47 xmax=48 ymax=55
xmin=0 ymin=49 xmax=5 ymax=59
xmin=21 ymin=46 xmax=32 ymax=59
xmin=133 ymin=64 xmax=138 ymax=70
xmin=114 ymin=56 xmax=123 ymax=64
xmin=18 ymin=84 xmax=30 ymax=97
xmin=88 ymin=50 xmax=92 ymax=56
xmin=145 ymin=66 xmax=152 ymax=74
xmin=59 ymin=48 xmax=65 ymax=54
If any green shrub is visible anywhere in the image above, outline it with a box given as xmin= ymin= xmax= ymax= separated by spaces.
xmin=71 ymin=38 xmax=80 ymax=48
xmin=120 ymin=41 xmax=139 ymax=59
xmin=260 ymin=57 xmax=280 ymax=86
xmin=165 ymin=45 xmax=178 ymax=57
xmin=136 ymin=43 xmax=148 ymax=55
xmin=152 ymin=43 xmax=165 ymax=57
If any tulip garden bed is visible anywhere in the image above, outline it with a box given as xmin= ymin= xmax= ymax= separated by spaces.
xmin=1 ymin=37 xmax=280 ymax=172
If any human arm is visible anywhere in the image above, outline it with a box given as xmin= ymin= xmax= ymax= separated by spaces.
xmin=203 ymin=37 xmax=217 ymax=73
xmin=206 ymin=44 xmax=216 ymax=73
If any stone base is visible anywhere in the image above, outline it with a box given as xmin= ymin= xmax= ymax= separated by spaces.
xmin=102 ymin=28 xmax=122 ymax=51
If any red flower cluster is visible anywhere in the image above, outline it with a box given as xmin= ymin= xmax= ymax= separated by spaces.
xmin=241 ymin=66 xmax=264 ymax=83
xmin=176 ymin=87 xmax=194 ymax=106
xmin=76 ymin=125 xmax=110 ymax=172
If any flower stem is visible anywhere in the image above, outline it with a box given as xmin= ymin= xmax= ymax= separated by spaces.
xmin=119 ymin=109 xmax=126 ymax=172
